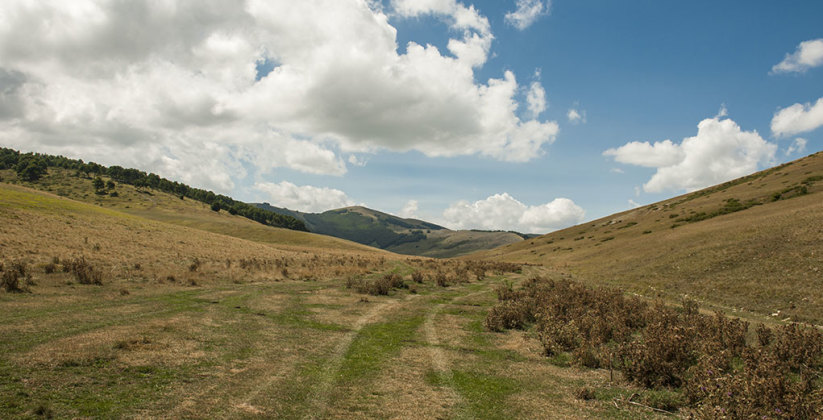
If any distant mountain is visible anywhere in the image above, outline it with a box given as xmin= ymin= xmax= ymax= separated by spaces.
xmin=254 ymin=203 xmax=524 ymax=258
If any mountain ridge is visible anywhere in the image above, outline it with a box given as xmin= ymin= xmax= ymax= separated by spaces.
xmin=254 ymin=202 xmax=524 ymax=258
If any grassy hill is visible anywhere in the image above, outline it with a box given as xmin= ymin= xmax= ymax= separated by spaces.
xmin=256 ymin=203 xmax=524 ymax=258
xmin=470 ymin=151 xmax=823 ymax=324
xmin=0 ymin=167 xmax=379 ymax=253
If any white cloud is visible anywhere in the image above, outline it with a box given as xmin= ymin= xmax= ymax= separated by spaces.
xmin=443 ymin=193 xmax=584 ymax=233
xmin=628 ymin=199 xmax=641 ymax=208
xmin=604 ymin=139 xmax=685 ymax=168
xmin=771 ymin=97 xmax=823 ymax=137
xmin=399 ymin=199 xmax=419 ymax=218
xmin=785 ymin=138 xmax=807 ymax=156
xmin=0 ymin=0 xmax=559 ymax=192
xmin=526 ymin=81 xmax=547 ymax=118
xmin=771 ymin=39 xmax=823 ymax=74
xmin=567 ymin=107 xmax=586 ymax=124
xmin=254 ymin=181 xmax=354 ymax=213
xmin=610 ymin=167 xmax=624 ymax=174
xmin=505 ymin=0 xmax=549 ymax=31
xmin=605 ymin=116 xmax=777 ymax=193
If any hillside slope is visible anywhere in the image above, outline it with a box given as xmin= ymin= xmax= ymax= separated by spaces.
xmin=0 ymin=168 xmax=382 ymax=254
xmin=256 ymin=203 xmax=524 ymax=258
xmin=471 ymin=151 xmax=823 ymax=323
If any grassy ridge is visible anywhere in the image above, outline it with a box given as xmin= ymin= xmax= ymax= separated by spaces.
xmin=0 ymin=147 xmax=307 ymax=231
xmin=257 ymin=203 xmax=524 ymax=258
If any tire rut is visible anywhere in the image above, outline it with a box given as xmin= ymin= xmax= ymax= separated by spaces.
xmin=303 ymin=297 xmax=405 ymax=419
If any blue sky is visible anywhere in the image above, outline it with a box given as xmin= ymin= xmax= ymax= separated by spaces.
xmin=1 ymin=0 xmax=822 ymax=233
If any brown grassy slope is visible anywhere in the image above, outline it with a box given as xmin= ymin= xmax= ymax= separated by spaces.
xmin=470 ymin=151 xmax=823 ymax=323
xmin=0 ymin=182 xmax=389 ymax=285
xmin=0 ymin=168 xmax=381 ymax=253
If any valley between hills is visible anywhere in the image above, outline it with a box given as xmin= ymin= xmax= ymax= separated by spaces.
xmin=0 ymin=148 xmax=821 ymax=418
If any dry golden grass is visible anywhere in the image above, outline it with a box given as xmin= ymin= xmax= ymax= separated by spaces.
xmin=470 ymin=151 xmax=823 ymax=324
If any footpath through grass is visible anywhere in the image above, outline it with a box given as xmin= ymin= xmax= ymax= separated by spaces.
xmin=0 ymin=267 xmax=672 ymax=419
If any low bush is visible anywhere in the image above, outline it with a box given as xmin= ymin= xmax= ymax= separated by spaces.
xmin=346 ymin=273 xmax=406 ymax=296
xmin=44 ymin=262 xmax=57 ymax=274
xmin=66 ymin=257 xmax=103 ymax=285
xmin=434 ymin=271 xmax=450 ymax=287
xmin=1 ymin=261 xmax=29 ymax=293
xmin=486 ymin=276 xmax=823 ymax=416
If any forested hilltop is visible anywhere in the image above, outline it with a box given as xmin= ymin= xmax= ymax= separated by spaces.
xmin=0 ymin=147 xmax=307 ymax=232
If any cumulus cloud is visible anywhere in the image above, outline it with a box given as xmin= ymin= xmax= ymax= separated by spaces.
xmin=604 ymin=139 xmax=685 ymax=168
xmin=567 ymin=107 xmax=586 ymax=124
xmin=254 ymin=181 xmax=354 ymax=213
xmin=785 ymin=138 xmax=807 ymax=156
xmin=771 ymin=39 xmax=823 ymax=74
xmin=442 ymin=193 xmax=584 ymax=233
xmin=399 ymin=199 xmax=419 ymax=218
xmin=605 ymin=116 xmax=777 ymax=193
xmin=505 ymin=0 xmax=549 ymax=30
xmin=0 ymin=0 xmax=558 ymax=192
xmin=771 ymin=97 xmax=823 ymax=137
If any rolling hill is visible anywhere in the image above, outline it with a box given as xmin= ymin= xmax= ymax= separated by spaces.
xmin=470 ymin=151 xmax=823 ymax=324
xmin=255 ymin=203 xmax=526 ymax=258
xmin=0 ymin=166 xmax=383 ymax=254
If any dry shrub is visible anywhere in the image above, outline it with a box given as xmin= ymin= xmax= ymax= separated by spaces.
xmin=411 ymin=271 xmax=424 ymax=283
xmin=434 ymin=271 xmax=450 ymax=287
xmin=66 ymin=257 xmax=103 ymax=285
xmin=188 ymin=258 xmax=201 ymax=272
xmin=686 ymin=348 xmax=823 ymax=419
xmin=484 ymin=300 xmax=532 ymax=332
xmin=575 ymin=387 xmax=595 ymax=401
xmin=454 ymin=268 xmax=470 ymax=284
xmin=44 ymin=262 xmax=57 ymax=274
xmin=2 ymin=261 xmax=30 ymax=293
xmin=486 ymin=276 xmax=823 ymax=416
xmin=772 ymin=323 xmax=823 ymax=371
xmin=346 ymin=273 xmax=406 ymax=296
xmin=617 ymin=310 xmax=697 ymax=388
xmin=756 ymin=323 xmax=773 ymax=347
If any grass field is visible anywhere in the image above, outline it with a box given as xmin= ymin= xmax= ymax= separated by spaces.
xmin=0 ymin=182 xmax=673 ymax=418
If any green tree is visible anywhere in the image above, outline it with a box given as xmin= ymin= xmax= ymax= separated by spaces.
xmin=14 ymin=156 xmax=47 ymax=181
xmin=92 ymin=177 xmax=105 ymax=192
xmin=106 ymin=180 xmax=115 ymax=190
